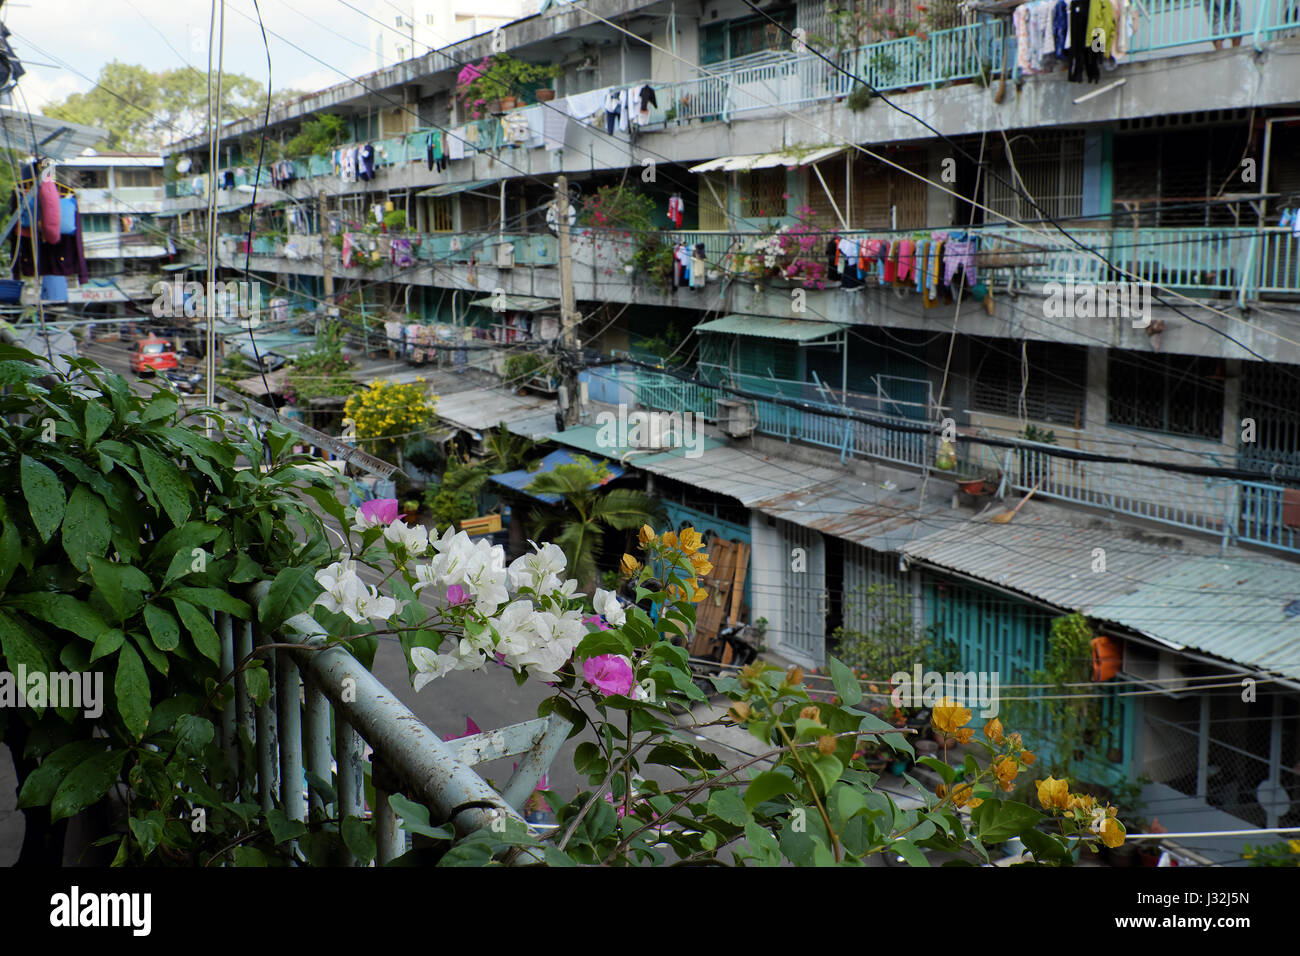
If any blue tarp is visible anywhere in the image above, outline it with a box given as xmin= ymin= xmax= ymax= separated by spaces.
xmin=490 ymin=449 xmax=624 ymax=504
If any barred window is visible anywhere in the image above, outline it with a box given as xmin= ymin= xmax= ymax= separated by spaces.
xmin=743 ymin=168 xmax=787 ymax=219
xmin=968 ymin=338 xmax=1088 ymax=427
xmin=429 ymin=198 xmax=453 ymax=232
xmin=1107 ymin=351 xmax=1224 ymax=439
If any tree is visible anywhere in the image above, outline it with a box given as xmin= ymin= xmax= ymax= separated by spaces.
xmin=44 ymin=62 xmax=281 ymax=151
xmin=525 ymin=457 xmax=662 ymax=591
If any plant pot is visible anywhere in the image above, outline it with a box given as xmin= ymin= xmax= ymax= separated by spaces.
xmin=535 ymin=89 xmax=555 ymax=102
xmin=499 ymin=95 xmax=520 ymax=110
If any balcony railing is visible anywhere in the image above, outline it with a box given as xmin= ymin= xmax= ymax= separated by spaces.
xmin=619 ymin=364 xmax=1300 ymax=557
xmin=219 ymin=580 xmax=570 ymax=865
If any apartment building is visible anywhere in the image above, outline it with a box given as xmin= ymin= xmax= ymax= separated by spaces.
xmin=157 ymin=0 xmax=1300 ymax=857
xmin=372 ymin=0 xmax=534 ymax=68
xmin=61 ymin=152 xmax=171 ymax=316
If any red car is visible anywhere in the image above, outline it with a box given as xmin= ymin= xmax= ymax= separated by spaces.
xmin=129 ymin=337 xmax=179 ymax=376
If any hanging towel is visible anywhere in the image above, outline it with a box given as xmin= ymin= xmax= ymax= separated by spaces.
xmin=38 ymin=177 xmax=61 ymax=244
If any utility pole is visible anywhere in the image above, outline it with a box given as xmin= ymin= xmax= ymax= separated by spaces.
xmin=319 ymin=190 xmax=335 ymax=331
xmin=555 ymin=176 xmax=581 ymax=428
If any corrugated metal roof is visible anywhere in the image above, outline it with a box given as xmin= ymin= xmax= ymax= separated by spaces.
xmin=415 ymin=179 xmax=497 ymax=198
xmin=693 ymin=315 xmax=846 ymax=341
xmin=1090 ymin=556 xmax=1300 ymax=679
xmin=433 ymin=387 xmax=553 ymax=432
xmin=900 ymin=503 xmax=1203 ymax=613
xmin=689 ymin=146 xmax=843 ymax=173
xmin=467 ymin=295 xmax=558 ymax=312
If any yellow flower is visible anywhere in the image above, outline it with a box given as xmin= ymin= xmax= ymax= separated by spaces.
xmin=689 ymin=552 xmax=713 ymax=576
xmin=1069 ymin=793 xmax=1096 ymax=813
xmin=983 ymin=718 xmax=1004 ymax=745
xmin=1289 ymin=839 xmax=1300 ymax=854
xmin=678 ymin=527 xmax=703 ymax=554
xmin=993 ymin=755 xmax=1018 ymax=791
xmin=1035 ymin=776 xmax=1071 ymax=812
xmin=638 ymin=525 xmax=657 ymax=546
xmin=785 ymin=666 xmax=804 ymax=687
xmin=937 ymin=782 xmax=977 ymax=808
xmin=1099 ymin=816 xmax=1125 ymax=849
xmin=931 ymin=697 xmax=972 ymax=735
xmin=691 ymin=587 xmax=708 ymax=603
xmin=661 ymin=530 xmax=678 ymax=549
xmin=800 ymin=706 xmax=821 ymax=722
xmin=1021 ymin=750 xmax=1037 ymax=766
xmin=728 ymin=700 xmax=751 ymax=723
xmin=619 ymin=554 xmax=641 ymax=576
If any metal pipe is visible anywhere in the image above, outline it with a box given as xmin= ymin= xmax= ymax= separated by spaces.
xmin=335 ymin=714 xmax=365 ymax=866
xmin=235 ymin=620 xmax=256 ymax=795
xmin=303 ymin=682 xmax=333 ymax=816
xmin=500 ymin=714 xmax=570 ymax=811
xmin=254 ymin=626 xmax=279 ymax=814
xmin=217 ymin=612 xmax=237 ymax=778
xmin=278 ymin=652 xmax=306 ymax=824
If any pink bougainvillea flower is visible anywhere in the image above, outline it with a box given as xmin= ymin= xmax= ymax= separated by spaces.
xmin=358 ymin=497 xmax=400 ymax=526
xmin=583 ymin=614 xmax=611 ymax=631
xmin=583 ymin=654 xmax=635 ymax=696
xmin=446 ymin=584 xmax=470 ymax=606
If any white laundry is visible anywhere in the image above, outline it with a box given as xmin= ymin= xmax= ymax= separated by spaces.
xmin=566 ymin=88 xmax=607 ymax=123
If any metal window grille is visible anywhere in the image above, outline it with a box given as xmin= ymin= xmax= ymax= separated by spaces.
xmin=986 ymin=131 xmax=1085 ymax=222
xmin=743 ymin=168 xmax=787 ymax=219
xmin=1107 ymin=351 xmax=1225 ymax=439
xmin=429 ymin=197 xmax=453 ymax=232
xmin=1238 ymin=361 xmax=1300 ymax=479
xmin=968 ymin=338 xmax=1088 ymax=427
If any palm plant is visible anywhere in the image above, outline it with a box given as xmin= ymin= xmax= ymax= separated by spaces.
xmin=525 ymin=457 xmax=663 ymax=591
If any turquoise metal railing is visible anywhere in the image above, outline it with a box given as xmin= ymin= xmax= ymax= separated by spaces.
xmin=1128 ymin=0 xmax=1300 ymax=52
xmin=625 ymin=365 xmax=1300 ymax=557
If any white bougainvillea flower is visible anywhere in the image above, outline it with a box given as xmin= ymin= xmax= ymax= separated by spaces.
xmin=508 ymin=541 xmax=567 ymax=593
xmin=383 ymin=519 xmax=430 ymax=557
xmin=355 ymin=585 xmax=399 ymax=622
xmin=592 ymin=588 xmax=626 ymax=628
xmin=313 ymin=559 xmax=370 ymax=622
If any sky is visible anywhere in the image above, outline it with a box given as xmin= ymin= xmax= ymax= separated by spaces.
xmin=4 ymin=0 xmax=412 ymax=114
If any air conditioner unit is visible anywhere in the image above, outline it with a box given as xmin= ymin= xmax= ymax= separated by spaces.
xmin=1121 ymin=641 xmax=1189 ymax=694
xmin=494 ymin=242 xmax=515 ymax=269
xmin=714 ymin=398 xmax=755 ymax=438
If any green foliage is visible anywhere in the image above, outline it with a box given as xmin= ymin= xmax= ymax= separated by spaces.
xmin=1244 ymin=840 xmax=1300 ymax=866
xmin=832 ymin=583 xmax=959 ymax=684
xmin=284 ymin=114 xmax=346 ymax=158
xmin=503 ymin=352 xmax=555 ymax=387
xmin=284 ymin=322 xmax=355 ymax=405
xmin=45 ymin=62 xmax=270 ymax=151
xmin=577 ymin=185 xmax=658 ymax=233
xmin=0 ymin=343 xmax=347 ymax=865
xmin=627 ymin=234 xmax=676 ymax=291
xmin=632 ymin=322 xmax=686 ymax=363
xmin=847 ymin=84 xmax=874 ymax=111
xmin=526 ymin=456 xmax=662 ymax=589
xmin=383 ymin=209 xmax=407 ymax=232
xmin=1029 ymin=614 xmax=1116 ymax=778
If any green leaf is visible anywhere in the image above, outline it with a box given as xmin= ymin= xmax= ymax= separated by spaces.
xmin=165 ymin=586 xmax=251 ymax=619
xmin=744 ymin=819 xmax=782 ymax=866
xmin=83 ymin=402 xmax=114 ymax=447
xmin=60 ymin=484 xmax=111 ymax=572
xmin=87 ymin=555 xmax=125 ymax=622
xmin=707 ymin=788 xmax=750 ymax=826
xmin=1020 ymin=826 xmax=1072 ymax=864
xmin=115 ymin=643 xmax=151 ymax=739
xmin=245 ymin=660 xmax=271 ymax=707
xmin=342 ymin=816 xmax=377 ymax=864
xmin=172 ymin=599 xmax=220 ymax=664
xmin=7 ymin=593 xmax=108 ymax=643
xmin=128 ymin=811 xmax=166 ymax=859
xmin=809 ymin=753 xmax=843 ymax=795
xmin=892 ymin=838 xmax=929 ymax=867
xmin=974 ymin=799 xmax=1044 ymax=844
xmin=140 ymin=393 xmax=179 ymax=424
xmin=130 ymin=632 xmax=169 ymax=676
xmin=89 ymin=628 xmax=125 ymax=662
xmin=300 ymin=484 xmax=347 ymax=523
xmin=174 ymin=714 xmax=215 ymax=757
xmin=0 ymin=518 xmax=21 ymax=591
xmin=266 ymin=808 xmax=308 ymax=845
xmin=50 ymin=749 xmax=127 ymax=822
xmin=827 ymin=655 xmax=862 ymax=707
xmin=257 ymin=566 xmax=321 ymax=632
xmin=142 ymin=604 xmax=180 ymax=652
xmin=744 ymin=770 xmax=800 ymax=810
xmin=137 ymin=444 xmax=191 ymax=527
xmin=20 ymin=454 xmax=66 ymax=541
xmin=918 ymin=756 xmax=957 ymax=785
xmin=574 ymin=628 xmax=634 ymax=661
xmin=16 ymin=740 xmax=108 ymax=809
xmin=0 ymin=610 xmax=52 ymax=684
xmin=229 ymin=553 xmax=263 ymax=583
xmin=233 ymin=846 xmax=267 ymax=867
xmin=544 ymin=846 xmax=577 ymax=867
xmin=388 ymin=793 xmax=453 ymax=840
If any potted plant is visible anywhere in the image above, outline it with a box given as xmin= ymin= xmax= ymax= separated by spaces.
xmin=456 ymin=55 xmax=562 ymax=119
xmin=847 ymin=84 xmax=873 ymax=111
xmin=383 ymin=209 xmax=407 ymax=233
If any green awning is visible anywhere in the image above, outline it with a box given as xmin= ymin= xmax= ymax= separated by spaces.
xmin=468 ymin=295 xmax=559 ymax=312
xmin=416 ymin=179 xmax=498 ymax=198
xmin=693 ymin=315 xmax=846 ymax=343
